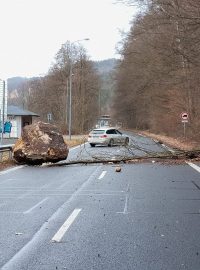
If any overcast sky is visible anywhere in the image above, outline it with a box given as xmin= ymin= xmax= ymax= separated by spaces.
xmin=0 ymin=0 xmax=137 ymax=79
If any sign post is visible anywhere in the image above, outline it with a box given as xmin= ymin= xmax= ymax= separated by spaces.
xmin=181 ymin=112 xmax=188 ymax=138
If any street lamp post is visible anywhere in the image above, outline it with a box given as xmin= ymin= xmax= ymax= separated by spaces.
xmin=68 ymin=38 xmax=89 ymax=140
xmin=68 ymin=59 xmax=73 ymax=140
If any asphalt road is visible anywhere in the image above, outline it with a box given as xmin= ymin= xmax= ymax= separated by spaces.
xmin=67 ymin=131 xmax=167 ymax=163
xmin=0 ymin=132 xmax=200 ymax=269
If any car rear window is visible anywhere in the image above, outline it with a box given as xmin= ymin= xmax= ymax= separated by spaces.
xmin=106 ymin=129 xmax=117 ymax=134
xmin=91 ymin=130 xmax=105 ymax=134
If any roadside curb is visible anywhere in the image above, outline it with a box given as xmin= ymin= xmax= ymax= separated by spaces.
xmin=150 ymin=138 xmax=176 ymax=154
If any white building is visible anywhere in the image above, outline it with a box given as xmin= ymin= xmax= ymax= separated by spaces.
xmin=7 ymin=105 xmax=39 ymax=138
xmin=0 ymin=79 xmax=39 ymax=138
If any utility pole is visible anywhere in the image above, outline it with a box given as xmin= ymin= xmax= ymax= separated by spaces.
xmin=1 ymin=80 xmax=5 ymax=144
xmin=99 ymin=89 xmax=101 ymax=117
xmin=69 ymin=61 xmax=72 ymax=140
xmin=66 ymin=77 xmax=69 ymax=134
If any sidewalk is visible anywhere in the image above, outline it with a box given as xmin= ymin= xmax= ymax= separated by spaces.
xmin=0 ymin=138 xmax=18 ymax=145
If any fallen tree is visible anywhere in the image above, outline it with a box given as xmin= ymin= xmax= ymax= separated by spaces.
xmin=12 ymin=128 xmax=200 ymax=167
xmin=46 ymin=148 xmax=200 ymax=167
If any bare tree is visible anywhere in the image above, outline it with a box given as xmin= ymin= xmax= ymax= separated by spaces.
xmin=18 ymin=42 xmax=100 ymax=134
xmin=113 ymin=0 xmax=200 ymax=139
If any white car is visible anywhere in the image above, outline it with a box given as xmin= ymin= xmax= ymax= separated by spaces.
xmin=88 ymin=127 xmax=129 ymax=147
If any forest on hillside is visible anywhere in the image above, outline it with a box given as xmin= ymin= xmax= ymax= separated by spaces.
xmin=8 ymin=56 xmax=117 ymax=134
xmin=113 ymin=0 xmax=200 ymax=139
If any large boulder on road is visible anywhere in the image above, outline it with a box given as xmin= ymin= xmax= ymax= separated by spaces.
xmin=13 ymin=121 xmax=69 ymax=165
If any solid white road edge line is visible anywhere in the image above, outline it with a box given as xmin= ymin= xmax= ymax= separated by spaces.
xmin=52 ymin=208 xmax=82 ymax=243
xmin=23 ymin=198 xmax=48 ymax=214
xmin=98 ymin=171 xmax=107 ymax=180
xmin=1 ymin=166 xmax=101 ymax=270
xmin=186 ymin=162 xmax=200 ymax=173
xmin=161 ymin=144 xmax=175 ymax=154
xmin=0 ymin=165 xmax=24 ymax=176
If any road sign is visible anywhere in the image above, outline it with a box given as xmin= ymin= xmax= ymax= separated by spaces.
xmin=47 ymin=113 xmax=52 ymax=122
xmin=181 ymin=112 xmax=188 ymax=120
xmin=180 ymin=112 xmax=188 ymax=138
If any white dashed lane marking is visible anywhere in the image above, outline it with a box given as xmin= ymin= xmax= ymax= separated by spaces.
xmin=98 ymin=171 xmax=107 ymax=180
xmin=52 ymin=208 xmax=82 ymax=243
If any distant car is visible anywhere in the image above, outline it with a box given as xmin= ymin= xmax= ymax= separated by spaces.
xmin=87 ymin=127 xmax=129 ymax=147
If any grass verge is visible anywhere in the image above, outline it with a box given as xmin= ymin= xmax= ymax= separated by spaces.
xmin=137 ymin=130 xmax=199 ymax=151
xmin=64 ymin=137 xmax=87 ymax=148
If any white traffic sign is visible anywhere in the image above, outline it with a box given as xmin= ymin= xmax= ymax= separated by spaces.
xmin=181 ymin=112 xmax=188 ymax=120
xmin=180 ymin=112 xmax=188 ymax=138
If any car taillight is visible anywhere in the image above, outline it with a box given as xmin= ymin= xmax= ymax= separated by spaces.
xmin=100 ymin=135 xmax=107 ymax=138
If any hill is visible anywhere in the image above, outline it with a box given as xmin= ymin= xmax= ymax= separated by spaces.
xmin=7 ymin=77 xmax=29 ymax=92
xmin=7 ymin=76 xmax=40 ymax=92
xmin=93 ymin=59 xmax=119 ymax=114
xmin=7 ymin=59 xmax=118 ymax=113
xmin=93 ymin=58 xmax=119 ymax=74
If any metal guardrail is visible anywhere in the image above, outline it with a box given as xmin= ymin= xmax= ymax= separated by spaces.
xmin=0 ymin=144 xmax=14 ymax=160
